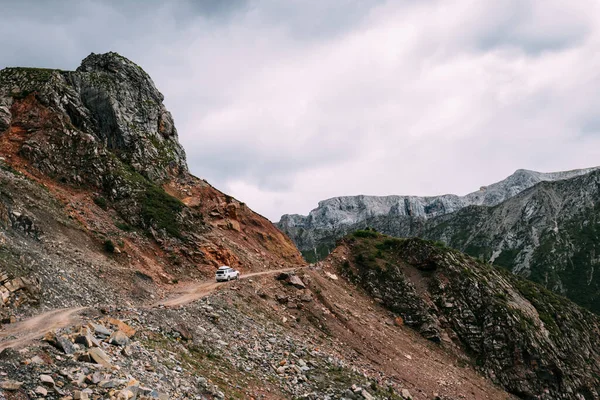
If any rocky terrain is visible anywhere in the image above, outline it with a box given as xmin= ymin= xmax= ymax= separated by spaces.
xmin=277 ymin=167 xmax=599 ymax=262
xmin=0 ymin=53 xmax=526 ymax=399
xmin=326 ymin=231 xmax=600 ymax=399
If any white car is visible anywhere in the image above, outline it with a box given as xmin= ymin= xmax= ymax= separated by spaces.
xmin=215 ymin=266 xmax=240 ymax=282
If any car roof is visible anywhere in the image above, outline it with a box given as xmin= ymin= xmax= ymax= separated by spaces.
xmin=218 ymin=266 xmax=230 ymax=270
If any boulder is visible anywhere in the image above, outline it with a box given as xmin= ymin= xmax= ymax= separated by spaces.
xmin=108 ymin=330 xmax=130 ymax=346
xmin=0 ymin=380 xmax=23 ymax=391
xmin=40 ymin=374 xmax=54 ymax=386
xmin=275 ymin=272 xmax=291 ymax=281
xmin=89 ymin=322 xmax=112 ymax=337
xmin=288 ymin=275 xmax=306 ymax=289
xmin=105 ymin=317 xmax=136 ymax=337
xmin=35 ymin=386 xmax=48 ymax=396
xmin=88 ymin=347 xmax=113 ymax=368
xmin=44 ymin=331 xmax=75 ymax=354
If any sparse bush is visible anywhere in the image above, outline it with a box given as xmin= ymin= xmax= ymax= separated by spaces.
xmin=115 ymin=222 xmax=132 ymax=231
xmin=353 ymin=229 xmax=379 ymax=239
xmin=93 ymin=196 xmax=108 ymax=210
xmin=103 ymin=239 xmax=115 ymax=253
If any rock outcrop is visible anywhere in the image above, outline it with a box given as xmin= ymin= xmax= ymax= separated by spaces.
xmin=327 ymin=232 xmax=600 ymax=399
xmin=0 ymin=52 xmax=187 ymax=183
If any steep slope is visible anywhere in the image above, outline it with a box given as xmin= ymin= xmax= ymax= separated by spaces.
xmin=325 ymin=232 xmax=600 ymax=399
xmin=0 ymin=52 xmax=303 ymax=320
xmin=278 ymin=167 xmax=598 ymax=261
xmin=421 ymin=169 xmax=600 ymax=313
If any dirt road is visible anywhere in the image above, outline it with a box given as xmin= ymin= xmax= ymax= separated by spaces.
xmin=0 ymin=307 xmax=86 ymax=351
xmin=157 ymin=267 xmax=298 ymax=307
xmin=0 ymin=267 xmax=299 ymax=351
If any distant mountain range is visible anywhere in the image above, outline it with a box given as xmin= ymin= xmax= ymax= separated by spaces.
xmin=278 ymin=166 xmax=600 ymax=313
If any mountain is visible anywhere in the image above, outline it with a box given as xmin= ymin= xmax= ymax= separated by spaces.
xmin=277 ymin=167 xmax=599 ymax=262
xmin=421 ymin=169 xmax=600 ymax=313
xmin=0 ymin=53 xmax=523 ymax=399
xmin=324 ymin=232 xmax=600 ymax=399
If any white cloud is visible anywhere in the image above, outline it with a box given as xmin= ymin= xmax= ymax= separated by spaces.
xmin=2 ymin=0 xmax=600 ymax=221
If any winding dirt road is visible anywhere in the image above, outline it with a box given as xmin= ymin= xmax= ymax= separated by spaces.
xmin=0 ymin=268 xmax=298 ymax=351
xmin=158 ymin=267 xmax=297 ymax=308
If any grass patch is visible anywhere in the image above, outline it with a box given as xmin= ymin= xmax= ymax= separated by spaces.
xmin=141 ymin=185 xmax=184 ymax=238
xmin=353 ymin=229 xmax=379 ymax=239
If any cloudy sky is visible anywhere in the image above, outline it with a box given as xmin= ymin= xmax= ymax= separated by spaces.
xmin=2 ymin=0 xmax=600 ymax=220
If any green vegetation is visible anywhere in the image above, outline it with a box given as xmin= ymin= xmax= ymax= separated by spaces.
xmin=115 ymin=222 xmax=133 ymax=231
xmin=103 ymin=239 xmax=115 ymax=253
xmin=302 ymin=242 xmax=334 ymax=263
xmin=141 ymin=185 xmax=184 ymax=239
xmin=111 ymin=164 xmax=185 ymax=239
xmin=0 ymin=67 xmax=61 ymax=89
xmin=352 ymin=228 xmax=379 ymax=239
xmin=93 ymin=195 xmax=108 ymax=210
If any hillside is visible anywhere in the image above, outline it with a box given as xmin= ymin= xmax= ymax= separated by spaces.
xmin=325 ymin=232 xmax=600 ymax=399
xmin=277 ymin=167 xmax=598 ymax=262
xmin=0 ymin=52 xmax=304 ymax=318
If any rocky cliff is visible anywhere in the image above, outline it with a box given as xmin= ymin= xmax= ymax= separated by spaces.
xmin=326 ymin=232 xmax=600 ymax=399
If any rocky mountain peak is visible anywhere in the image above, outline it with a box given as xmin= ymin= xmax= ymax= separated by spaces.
xmin=77 ymin=52 xmax=165 ymax=102
xmin=0 ymin=52 xmax=188 ymax=183
xmin=74 ymin=52 xmax=187 ymax=181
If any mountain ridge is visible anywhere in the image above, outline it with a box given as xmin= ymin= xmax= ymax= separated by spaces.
xmin=278 ymin=166 xmax=600 ymax=261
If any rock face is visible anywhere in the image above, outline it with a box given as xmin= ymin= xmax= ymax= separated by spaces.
xmin=328 ymin=233 xmax=600 ymax=399
xmin=278 ymin=167 xmax=599 ymax=262
xmin=75 ymin=52 xmax=187 ymax=181
xmin=0 ymin=52 xmax=187 ymax=183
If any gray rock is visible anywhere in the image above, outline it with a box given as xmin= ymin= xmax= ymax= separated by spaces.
xmin=89 ymin=322 xmax=112 ymax=337
xmin=54 ymin=334 xmax=76 ymax=354
xmin=0 ymin=380 xmax=23 ymax=391
xmin=108 ymin=330 xmax=130 ymax=346
xmin=289 ymin=275 xmax=306 ymax=289
xmin=40 ymin=374 xmax=54 ymax=386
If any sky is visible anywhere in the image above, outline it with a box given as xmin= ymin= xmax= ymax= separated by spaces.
xmin=2 ymin=0 xmax=600 ymax=221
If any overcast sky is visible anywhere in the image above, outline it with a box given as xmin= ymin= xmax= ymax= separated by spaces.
xmin=2 ymin=0 xmax=600 ymax=221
